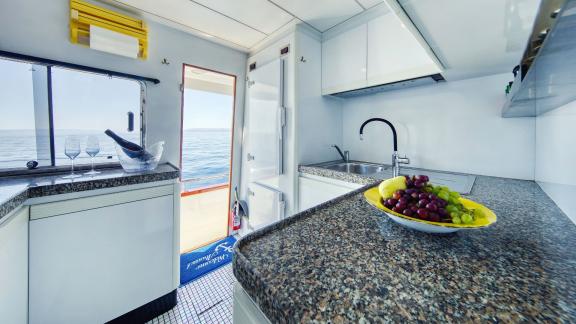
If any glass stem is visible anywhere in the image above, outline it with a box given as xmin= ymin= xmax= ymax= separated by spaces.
xmin=71 ymin=158 xmax=75 ymax=175
xmin=91 ymin=156 xmax=95 ymax=172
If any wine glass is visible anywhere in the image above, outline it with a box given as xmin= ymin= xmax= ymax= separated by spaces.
xmin=62 ymin=136 xmax=82 ymax=179
xmin=85 ymin=135 xmax=101 ymax=175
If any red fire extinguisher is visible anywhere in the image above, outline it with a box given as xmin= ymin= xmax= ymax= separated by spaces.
xmin=230 ymin=187 xmax=241 ymax=231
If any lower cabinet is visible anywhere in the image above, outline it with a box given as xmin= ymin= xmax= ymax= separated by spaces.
xmin=0 ymin=207 xmax=29 ymax=324
xmin=233 ymin=282 xmax=271 ymax=324
xmin=29 ymin=186 xmax=175 ymax=324
xmin=299 ymin=175 xmax=363 ymax=212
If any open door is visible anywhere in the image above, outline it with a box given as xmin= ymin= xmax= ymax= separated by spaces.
xmin=179 ymin=64 xmax=236 ymax=253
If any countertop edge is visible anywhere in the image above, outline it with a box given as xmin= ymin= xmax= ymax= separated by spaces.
xmin=0 ymin=164 xmax=180 ymax=222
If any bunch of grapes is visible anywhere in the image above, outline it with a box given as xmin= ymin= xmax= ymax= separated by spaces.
xmin=383 ymin=175 xmax=478 ymax=224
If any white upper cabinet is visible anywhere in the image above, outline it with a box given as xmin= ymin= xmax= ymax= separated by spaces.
xmin=322 ymin=24 xmax=368 ymax=94
xmin=367 ymin=11 xmax=441 ymax=86
xmin=321 ymin=3 xmax=442 ymax=95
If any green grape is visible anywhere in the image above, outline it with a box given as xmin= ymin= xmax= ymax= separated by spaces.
xmin=461 ymin=213 xmax=473 ymax=224
xmin=446 ymin=205 xmax=458 ymax=213
xmin=449 ymin=191 xmax=461 ymax=199
xmin=450 ymin=211 xmax=460 ymax=219
xmin=438 ymin=191 xmax=450 ymax=201
xmin=449 ymin=197 xmax=460 ymax=205
xmin=452 ymin=217 xmax=462 ymax=224
xmin=474 ymin=209 xmax=485 ymax=219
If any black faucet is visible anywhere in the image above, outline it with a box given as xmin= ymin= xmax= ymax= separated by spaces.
xmin=332 ymin=145 xmax=349 ymax=162
xmin=359 ymin=118 xmax=409 ymax=177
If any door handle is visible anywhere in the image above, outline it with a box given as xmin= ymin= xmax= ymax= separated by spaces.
xmin=247 ymin=153 xmax=255 ymax=161
xmin=127 ymin=111 xmax=135 ymax=132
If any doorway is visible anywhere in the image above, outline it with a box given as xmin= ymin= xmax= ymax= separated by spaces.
xmin=179 ymin=64 xmax=236 ymax=254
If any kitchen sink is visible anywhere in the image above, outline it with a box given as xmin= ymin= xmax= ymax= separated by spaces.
xmin=323 ymin=162 xmax=388 ymax=175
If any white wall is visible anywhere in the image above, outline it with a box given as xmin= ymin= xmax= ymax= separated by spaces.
xmin=535 ymin=101 xmax=576 ymax=224
xmin=341 ymin=73 xmax=535 ymax=180
xmin=0 ymin=0 xmax=247 ymax=175
xmin=295 ymin=27 xmax=343 ymax=165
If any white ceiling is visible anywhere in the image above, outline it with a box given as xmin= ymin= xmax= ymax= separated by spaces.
xmin=104 ymin=0 xmax=384 ymax=51
xmin=103 ymin=0 xmax=540 ymax=79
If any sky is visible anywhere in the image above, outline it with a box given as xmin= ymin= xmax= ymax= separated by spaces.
xmin=0 ymin=59 xmax=233 ymax=132
xmin=183 ymin=89 xmax=233 ymax=130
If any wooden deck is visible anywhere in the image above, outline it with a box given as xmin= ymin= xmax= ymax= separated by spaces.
xmin=180 ymin=186 xmax=230 ymax=254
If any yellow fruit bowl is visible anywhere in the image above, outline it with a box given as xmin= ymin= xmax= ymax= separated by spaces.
xmin=364 ymin=186 xmax=497 ymax=233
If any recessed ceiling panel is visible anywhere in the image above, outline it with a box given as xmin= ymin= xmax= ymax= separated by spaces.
xmin=357 ymin=0 xmax=384 ymax=10
xmin=399 ymin=0 xmax=540 ymax=79
xmin=272 ymin=0 xmax=363 ymax=31
xmin=193 ymin=0 xmax=294 ymax=35
xmin=114 ymin=0 xmax=267 ymax=49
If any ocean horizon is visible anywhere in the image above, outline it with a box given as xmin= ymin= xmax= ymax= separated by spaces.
xmin=0 ymin=129 xmax=231 ymax=190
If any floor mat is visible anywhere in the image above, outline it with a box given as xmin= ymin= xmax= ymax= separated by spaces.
xmin=180 ymin=236 xmax=236 ymax=285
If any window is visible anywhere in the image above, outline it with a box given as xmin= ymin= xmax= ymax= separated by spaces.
xmin=51 ymin=67 xmax=141 ymax=165
xmin=0 ymin=57 xmax=143 ymax=171
xmin=0 ymin=60 xmax=41 ymax=168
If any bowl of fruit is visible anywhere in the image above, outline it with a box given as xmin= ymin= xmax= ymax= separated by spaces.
xmin=364 ymin=175 xmax=496 ymax=233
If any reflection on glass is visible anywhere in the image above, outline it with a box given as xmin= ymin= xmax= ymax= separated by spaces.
xmin=85 ymin=135 xmax=101 ymax=175
xmin=62 ymin=136 xmax=82 ymax=179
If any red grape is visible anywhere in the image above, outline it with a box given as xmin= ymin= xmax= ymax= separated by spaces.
xmin=402 ymin=209 xmax=413 ymax=216
xmin=398 ymin=197 xmax=409 ymax=205
xmin=429 ymin=212 xmax=440 ymax=222
xmin=386 ymin=198 xmax=398 ymax=206
xmin=410 ymin=206 xmax=419 ymax=212
xmin=410 ymin=192 xmax=419 ymax=199
xmin=392 ymin=192 xmax=402 ymax=200
xmin=417 ymin=208 xmax=429 ymax=219
xmin=415 ymin=175 xmax=429 ymax=182
xmin=426 ymin=203 xmax=438 ymax=212
xmin=417 ymin=199 xmax=429 ymax=208
xmin=414 ymin=181 xmax=424 ymax=188
xmin=418 ymin=193 xmax=429 ymax=200
xmin=395 ymin=202 xmax=407 ymax=210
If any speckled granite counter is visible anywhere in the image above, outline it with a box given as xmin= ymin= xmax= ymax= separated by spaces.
xmin=0 ymin=164 xmax=179 ymax=221
xmin=233 ymin=176 xmax=576 ymax=323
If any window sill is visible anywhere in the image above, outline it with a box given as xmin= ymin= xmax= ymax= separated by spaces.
xmin=0 ymin=162 xmax=123 ymax=179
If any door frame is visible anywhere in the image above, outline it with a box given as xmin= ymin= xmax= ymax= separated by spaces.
xmin=179 ymin=63 xmax=238 ymax=240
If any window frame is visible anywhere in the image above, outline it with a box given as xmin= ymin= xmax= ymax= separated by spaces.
xmin=0 ymin=51 xmax=156 ymax=176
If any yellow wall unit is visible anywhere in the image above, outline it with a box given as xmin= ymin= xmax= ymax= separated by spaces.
xmin=70 ymin=0 xmax=148 ymax=59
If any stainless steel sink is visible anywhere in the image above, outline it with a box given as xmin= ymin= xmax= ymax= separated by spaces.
xmin=323 ymin=162 xmax=388 ymax=175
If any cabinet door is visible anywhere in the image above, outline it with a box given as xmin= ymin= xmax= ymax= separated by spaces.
xmin=367 ymin=12 xmax=441 ymax=86
xmin=322 ymin=24 xmax=367 ymax=94
xmin=29 ymin=195 xmax=174 ymax=324
xmin=0 ymin=207 xmax=29 ymax=324
xmin=299 ymin=176 xmax=362 ymax=212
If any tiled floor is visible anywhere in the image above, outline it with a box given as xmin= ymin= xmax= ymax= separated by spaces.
xmin=148 ymin=264 xmax=234 ymax=324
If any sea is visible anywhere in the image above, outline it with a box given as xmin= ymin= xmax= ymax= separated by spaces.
xmin=0 ymin=129 xmax=231 ymax=191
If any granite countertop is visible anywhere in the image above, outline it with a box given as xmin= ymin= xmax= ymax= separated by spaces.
xmin=233 ymin=174 xmax=576 ymax=322
xmin=0 ymin=164 xmax=180 ymax=221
